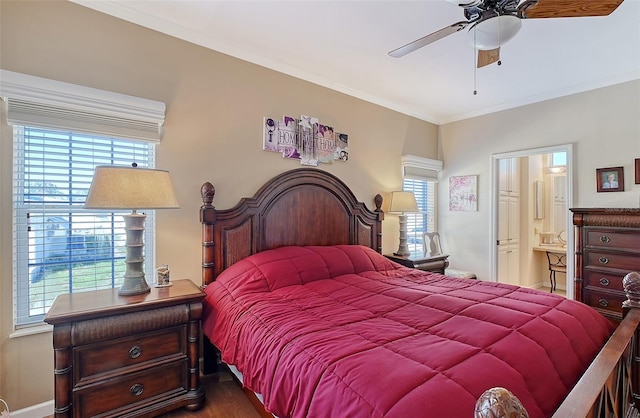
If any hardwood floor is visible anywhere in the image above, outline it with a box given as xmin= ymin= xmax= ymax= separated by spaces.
xmin=160 ymin=372 xmax=262 ymax=418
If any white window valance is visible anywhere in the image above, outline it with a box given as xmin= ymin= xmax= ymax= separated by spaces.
xmin=401 ymin=155 xmax=443 ymax=181
xmin=0 ymin=70 xmax=165 ymax=142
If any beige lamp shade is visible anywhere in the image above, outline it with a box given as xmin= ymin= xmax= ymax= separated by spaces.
xmin=84 ymin=165 xmax=179 ymax=210
xmin=388 ymin=191 xmax=418 ymax=214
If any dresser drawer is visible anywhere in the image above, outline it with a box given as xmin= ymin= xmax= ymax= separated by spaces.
xmin=582 ymin=289 xmax=627 ymax=318
xmin=582 ymin=270 xmax=625 ymax=292
xmin=585 ymin=229 xmax=640 ymax=251
xmin=74 ymin=359 xmax=187 ymax=418
xmin=584 ymin=250 xmax=640 ymax=272
xmin=74 ymin=325 xmax=186 ymax=384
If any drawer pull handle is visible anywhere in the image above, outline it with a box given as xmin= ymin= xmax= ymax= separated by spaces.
xmin=599 ymin=257 xmax=609 ymax=264
xmin=130 ymin=383 xmax=144 ymax=397
xmin=599 ymin=278 xmax=610 ymax=286
xmin=129 ymin=345 xmax=141 ymax=359
xmin=599 ymin=236 xmax=611 ymax=243
xmin=598 ymin=299 xmax=609 ymax=308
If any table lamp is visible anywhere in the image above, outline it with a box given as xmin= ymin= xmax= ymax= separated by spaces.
xmin=388 ymin=191 xmax=418 ymax=257
xmin=84 ymin=164 xmax=179 ymax=296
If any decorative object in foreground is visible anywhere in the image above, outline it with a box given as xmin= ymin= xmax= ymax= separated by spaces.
xmin=449 ymin=175 xmax=478 ymax=211
xmin=84 ymin=164 xmax=179 ymax=295
xmin=388 ymin=191 xmax=419 ymax=256
xmin=156 ymin=264 xmax=171 ymax=287
xmin=263 ymin=115 xmax=348 ymax=166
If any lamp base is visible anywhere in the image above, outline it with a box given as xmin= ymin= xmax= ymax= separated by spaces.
xmin=118 ymin=211 xmax=150 ymax=296
xmin=395 ymin=213 xmax=412 ymax=258
xmin=118 ymin=277 xmax=151 ymax=296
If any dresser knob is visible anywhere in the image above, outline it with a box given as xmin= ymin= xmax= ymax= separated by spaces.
xmin=129 ymin=345 xmax=141 ymax=359
xmin=598 ymin=299 xmax=609 ymax=308
xmin=130 ymin=383 xmax=144 ymax=397
xmin=599 ymin=236 xmax=611 ymax=243
xmin=599 ymin=278 xmax=610 ymax=286
xmin=599 ymin=257 xmax=609 ymax=264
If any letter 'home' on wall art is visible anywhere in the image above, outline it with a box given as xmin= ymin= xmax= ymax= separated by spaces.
xmin=263 ymin=115 xmax=349 ymax=166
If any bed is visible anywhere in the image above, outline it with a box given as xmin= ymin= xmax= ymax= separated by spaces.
xmin=198 ymin=167 xmax=640 ymax=418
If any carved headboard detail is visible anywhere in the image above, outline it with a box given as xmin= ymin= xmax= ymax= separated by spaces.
xmin=200 ymin=168 xmax=384 ymax=287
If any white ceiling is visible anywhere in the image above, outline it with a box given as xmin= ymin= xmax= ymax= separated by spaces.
xmin=71 ymin=0 xmax=640 ymax=125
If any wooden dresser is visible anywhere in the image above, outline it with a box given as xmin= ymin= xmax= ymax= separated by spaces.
xmin=44 ymin=279 xmax=205 ymax=417
xmin=572 ymin=208 xmax=640 ymax=321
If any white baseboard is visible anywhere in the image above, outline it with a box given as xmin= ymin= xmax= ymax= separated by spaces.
xmin=8 ymin=400 xmax=53 ymax=418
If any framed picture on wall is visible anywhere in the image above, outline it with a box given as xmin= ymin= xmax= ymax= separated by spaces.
xmin=449 ymin=175 xmax=478 ymax=211
xmin=596 ymin=166 xmax=624 ymax=192
xmin=635 ymin=158 xmax=640 ymax=184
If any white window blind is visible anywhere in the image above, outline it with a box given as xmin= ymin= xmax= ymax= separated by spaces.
xmin=401 ymin=155 xmax=441 ymax=254
xmin=13 ymin=126 xmax=155 ymax=326
xmin=2 ymin=70 xmax=165 ymax=327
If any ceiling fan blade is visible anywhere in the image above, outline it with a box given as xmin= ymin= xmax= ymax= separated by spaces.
xmin=388 ymin=21 xmax=469 ymax=58
xmin=518 ymin=0 xmax=624 ymax=19
xmin=477 ymin=48 xmax=500 ymax=68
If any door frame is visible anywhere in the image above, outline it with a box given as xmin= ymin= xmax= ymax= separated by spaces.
xmin=490 ymin=144 xmax=574 ymax=299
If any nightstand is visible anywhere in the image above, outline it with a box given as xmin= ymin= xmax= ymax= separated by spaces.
xmin=385 ymin=253 xmax=450 ymax=274
xmin=44 ymin=279 xmax=205 ymax=417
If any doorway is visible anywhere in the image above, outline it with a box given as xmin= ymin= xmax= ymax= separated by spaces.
xmin=490 ymin=144 xmax=574 ymax=299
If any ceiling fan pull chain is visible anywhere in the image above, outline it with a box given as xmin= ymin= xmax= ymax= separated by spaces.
xmin=497 ymin=14 xmax=503 ymax=66
xmin=473 ymin=29 xmax=478 ymax=95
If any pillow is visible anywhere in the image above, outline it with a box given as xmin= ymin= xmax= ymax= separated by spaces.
xmin=215 ymin=245 xmax=399 ymax=294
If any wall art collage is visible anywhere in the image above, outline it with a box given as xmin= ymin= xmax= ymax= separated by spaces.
xmin=263 ymin=115 xmax=348 ymax=166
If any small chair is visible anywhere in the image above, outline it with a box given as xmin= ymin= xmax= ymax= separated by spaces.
xmin=545 ymin=251 xmax=566 ymax=293
xmin=423 ymin=232 xmax=443 ymax=257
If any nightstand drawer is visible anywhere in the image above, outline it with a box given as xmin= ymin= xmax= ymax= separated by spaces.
xmin=584 ymin=250 xmax=640 ymax=271
xmin=75 ymin=325 xmax=187 ymax=384
xmin=74 ymin=359 xmax=187 ymax=418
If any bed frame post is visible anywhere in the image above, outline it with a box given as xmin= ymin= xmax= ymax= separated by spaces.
xmin=374 ymin=193 xmax=384 ymax=253
xmin=200 ymin=181 xmax=220 ymax=375
xmin=200 ymin=181 xmax=216 ymax=289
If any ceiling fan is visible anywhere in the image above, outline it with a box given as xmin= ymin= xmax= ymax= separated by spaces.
xmin=389 ymin=0 xmax=624 ymax=68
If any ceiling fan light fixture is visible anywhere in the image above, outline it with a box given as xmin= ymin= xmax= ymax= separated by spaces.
xmin=465 ymin=15 xmax=522 ymax=50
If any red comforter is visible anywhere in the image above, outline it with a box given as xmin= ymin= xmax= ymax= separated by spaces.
xmin=202 ymin=245 xmax=613 ymax=418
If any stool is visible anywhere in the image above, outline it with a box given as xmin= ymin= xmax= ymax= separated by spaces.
xmin=545 ymin=251 xmax=566 ymax=293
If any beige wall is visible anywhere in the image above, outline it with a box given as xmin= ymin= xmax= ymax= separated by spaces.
xmin=439 ymin=80 xmax=640 ymax=280
xmin=0 ymin=1 xmax=439 ymax=409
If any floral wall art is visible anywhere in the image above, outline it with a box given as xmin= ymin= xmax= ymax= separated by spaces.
xmin=449 ymin=175 xmax=478 ymax=212
xmin=263 ymin=115 xmax=349 ymax=166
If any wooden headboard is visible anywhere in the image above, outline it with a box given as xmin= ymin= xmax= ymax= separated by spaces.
xmin=200 ymin=168 xmax=384 ymax=287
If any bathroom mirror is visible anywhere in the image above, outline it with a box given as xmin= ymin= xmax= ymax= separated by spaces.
xmin=534 ymin=180 xmax=544 ymax=219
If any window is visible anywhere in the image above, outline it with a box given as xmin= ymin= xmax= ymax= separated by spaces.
xmin=551 ymin=152 xmax=567 ymax=167
xmin=2 ymin=70 xmax=165 ymax=327
xmin=13 ymin=126 xmax=155 ymax=326
xmin=403 ymin=178 xmax=437 ymax=254
xmin=401 ymin=155 xmax=442 ymax=255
